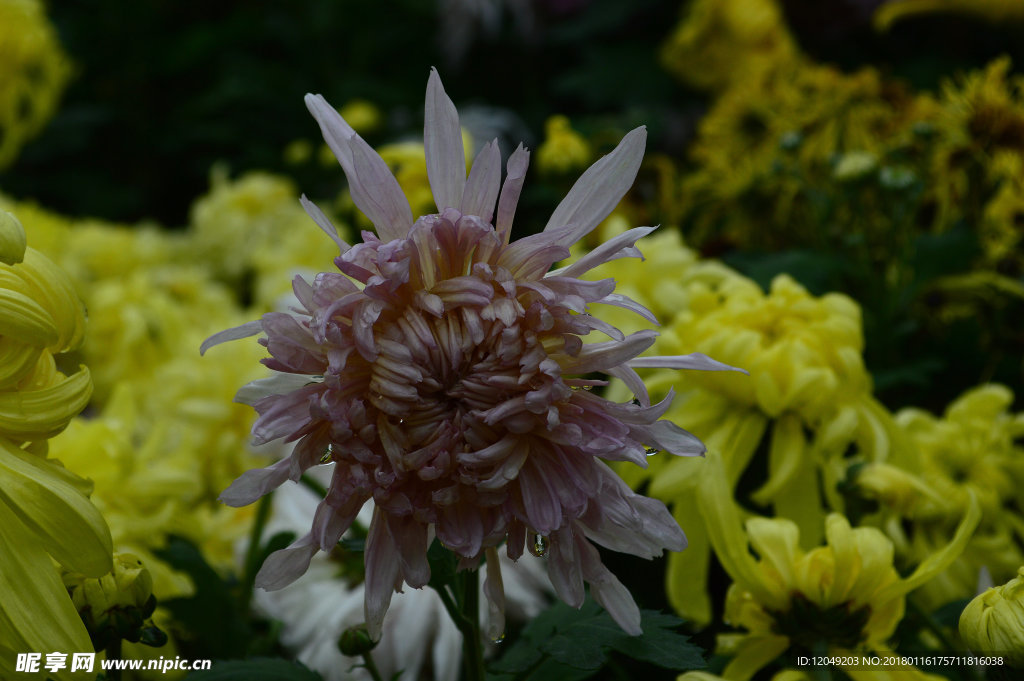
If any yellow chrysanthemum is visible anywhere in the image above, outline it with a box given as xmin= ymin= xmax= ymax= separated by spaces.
xmin=854 ymin=385 xmax=1024 ymax=610
xmin=600 ymin=262 xmax=899 ymax=625
xmin=185 ymin=170 xmax=356 ymax=310
xmin=960 ymin=566 xmax=1024 ymax=666
xmin=536 ymin=115 xmax=591 ymax=175
xmin=0 ymin=0 xmax=72 ymax=169
xmin=659 ymin=0 xmax=797 ymax=93
xmin=698 ymin=453 xmax=979 ymax=681
xmin=928 ymin=57 xmax=1024 ymax=231
xmin=338 ymin=98 xmax=382 ymax=135
xmin=681 ymin=61 xmax=927 ymax=249
xmin=0 ymin=211 xmax=111 ymax=681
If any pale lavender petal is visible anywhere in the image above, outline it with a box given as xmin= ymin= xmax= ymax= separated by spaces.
xmin=234 ymin=373 xmax=317 ymax=406
xmin=300 ymin=194 xmax=350 ymax=254
xmin=254 ymin=533 xmax=319 ymax=590
xmin=349 ymin=140 xmax=415 ymax=240
xmin=558 ymin=330 xmax=657 ymax=374
xmin=578 ymin=535 xmax=642 ymax=635
xmin=219 ymin=459 xmax=291 ymax=506
xmin=633 ymin=420 xmax=706 ymax=457
xmin=551 ymin=226 xmax=657 ymax=278
xmin=304 ymin=94 xmax=412 ymax=241
xmin=495 ymin=144 xmax=530 ymax=244
xmin=483 ymin=547 xmax=507 ymax=641
xmin=605 ymin=365 xmax=651 ymax=407
xmin=386 ymin=514 xmax=431 ymax=588
xmin=200 ymin=320 xmax=263 ymax=355
xmin=595 ymin=292 xmax=659 ymax=325
xmin=546 ymin=526 xmax=584 ymax=607
xmin=543 ymin=127 xmax=647 ymax=247
xmin=424 ymin=68 xmax=466 ymax=212
xmin=461 ymin=139 xmax=502 ymax=222
xmin=364 ymin=508 xmax=402 ymax=641
xmin=629 ymin=352 xmax=748 ymax=374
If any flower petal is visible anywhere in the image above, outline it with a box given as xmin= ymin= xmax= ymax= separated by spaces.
xmin=255 ymin=532 xmax=319 ymax=590
xmin=551 ymin=225 xmax=657 ymax=279
xmin=628 ymin=352 xmax=749 ymax=374
xmin=461 ymin=139 xmax=502 ymax=222
xmin=219 ymin=458 xmax=292 ymax=507
xmin=305 ymin=94 xmax=412 ymax=241
xmin=364 ymin=508 xmax=402 ymax=641
xmin=557 ymin=330 xmax=657 ymax=375
xmin=0 ymin=438 xmax=113 ymax=576
xmin=200 ymin=320 xmax=263 ymax=355
xmin=300 ymin=195 xmax=350 ymax=254
xmin=0 ymin=501 xmax=93 ymax=681
xmin=496 ymin=144 xmax=530 ymax=244
xmin=424 ymin=68 xmax=466 ymax=212
xmin=543 ymin=127 xmax=647 ymax=247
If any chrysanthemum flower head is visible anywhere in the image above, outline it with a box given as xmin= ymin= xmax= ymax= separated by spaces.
xmin=0 ymin=211 xmax=112 ymax=680
xmin=698 ymin=453 xmax=980 ymax=680
xmin=204 ymin=68 xmax=741 ymax=638
xmin=960 ymin=565 xmax=1024 ymax=667
xmin=0 ymin=0 xmax=72 ymax=169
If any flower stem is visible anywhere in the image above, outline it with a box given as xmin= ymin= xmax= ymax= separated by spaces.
xmin=459 ymin=569 xmax=485 ymax=681
xmin=432 ymin=570 xmax=486 ymax=681
xmin=241 ymin=493 xmax=273 ymax=614
xmin=360 ymin=651 xmax=384 ymax=681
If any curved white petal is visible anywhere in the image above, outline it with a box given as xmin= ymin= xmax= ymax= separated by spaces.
xmin=305 ymin=94 xmax=412 ymax=241
xmin=496 ymin=144 xmax=530 ymax=244
xmin=300 ymin=195 xmax=350 ymax=254
xmin=629 ymin=352 xmax=748 ymax=374
xmin=551 ymin=225 xmax=657 ymax=278
xmin=543 ymin=126 xmax=647 ymax=247
xmin=200 ymin=320 xmax=263 ymax=355
xmin=461 ymin=139 xmax=502 ymax=222
xmin=424 ymin=68 xmax=466 ymax=212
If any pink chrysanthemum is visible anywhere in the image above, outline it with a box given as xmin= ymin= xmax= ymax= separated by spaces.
xmin=203 ymin=69 xmax=742 ymax=639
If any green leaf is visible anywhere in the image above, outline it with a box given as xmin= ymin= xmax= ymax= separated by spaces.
xmin=184 ymin=658 xmax=323 ymax=681
xmin=489 ymin=598 xmax=705 ymax=680
xmin=154 ymin=536 xmax=252 ymax=658
xmin=542 ymin=609 xmax=705 ymax=671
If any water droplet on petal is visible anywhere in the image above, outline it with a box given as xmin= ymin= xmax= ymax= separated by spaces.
xmin=645 ymin=446 xmax=660 ymax=457
xmin=491 ymin=633 xmax=506 ymax=644
xmin=320 ymin=443 xmax=334 ymax=464
xmin=531 ymin=534 xmax=548 ymax=557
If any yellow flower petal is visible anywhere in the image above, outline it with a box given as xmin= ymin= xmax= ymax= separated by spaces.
xmin=667 ymin=495 xmax=713 ymax=627
xmin=720 ymin=633 xmax=790 ymax=681
xmin=0 ymin=437 xmax=113 ymax=576
xmin=0 ymin=501 xmax=93 ymax=681
xmin=698 ymin=451 xmax=787 ymax=611
xmin=0 ymin=210 xmax=26 ymax=265
xmin=0 ymin=365 xmax=91 ymax=440
xmin=880 ymin=490 xmax=982 ymax=601
xmin=0 ymin=287 xmax=58 ymax=348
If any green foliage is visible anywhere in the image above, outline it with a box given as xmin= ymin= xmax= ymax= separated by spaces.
xmin=488 ymin=598 xmax=705 ymax=681
xmin=155 ymin=536 xmax=280 ymax=660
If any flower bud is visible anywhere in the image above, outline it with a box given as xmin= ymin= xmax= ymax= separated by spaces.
xmin=960 ymin=566 xmax=1024 ymax=667
xmin=64 ymin=553 xmax=158 ymax=647
xmin=338 ymin=624 xmax=377 ymax=657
